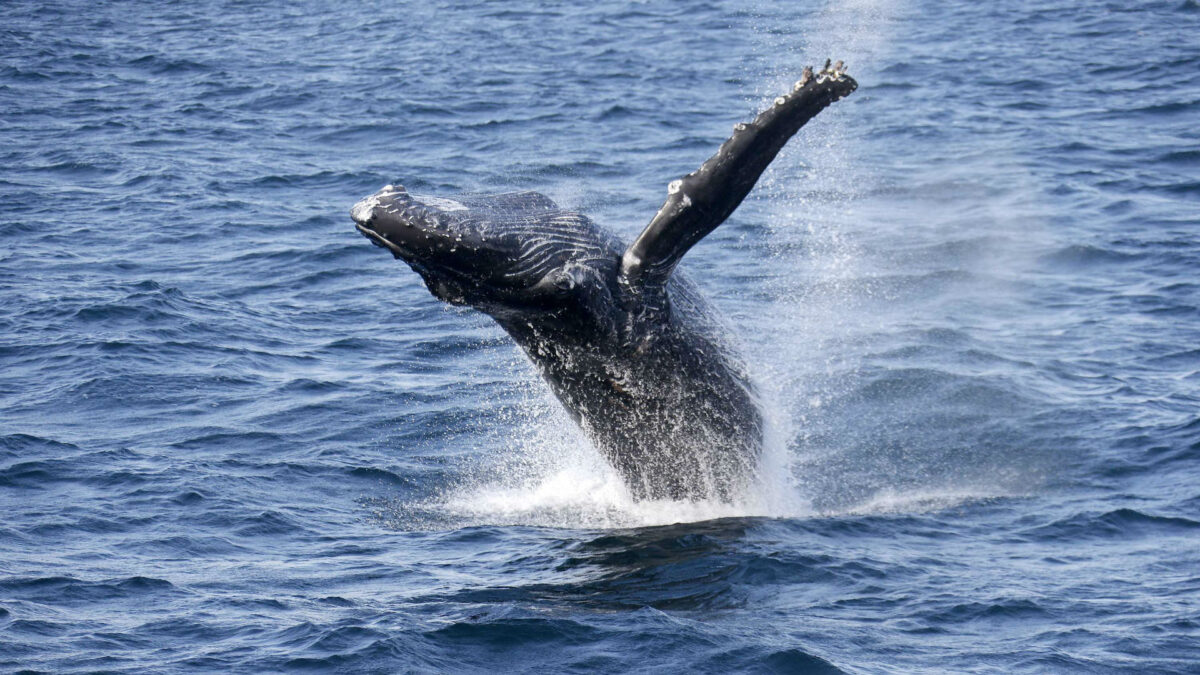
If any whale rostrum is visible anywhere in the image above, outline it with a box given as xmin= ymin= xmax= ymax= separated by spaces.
xmin=352 ymin=63 xmax=857 ymax=501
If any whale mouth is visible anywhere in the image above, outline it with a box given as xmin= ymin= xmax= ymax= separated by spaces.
xmin=354 ymin=220 xmax=411 ymax=258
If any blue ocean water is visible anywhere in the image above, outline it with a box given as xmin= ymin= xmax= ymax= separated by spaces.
xmin=2 ymin=0 xmax=1199 ymax=671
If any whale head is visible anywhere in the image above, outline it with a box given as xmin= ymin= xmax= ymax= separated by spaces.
xmin=352 ymin=185 xmax=619 ymax=311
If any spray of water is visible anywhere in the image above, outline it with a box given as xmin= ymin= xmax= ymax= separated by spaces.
xmin=747 ymin=0 xmax=901 ymax=513
xmin=396 ymin=356 xmax=812 ymax=529
xmin=748 ymin=0 xmax=1051 ymax=513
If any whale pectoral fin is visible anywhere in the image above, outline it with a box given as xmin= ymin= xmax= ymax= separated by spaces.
xmin=619 ymin=61 xmax=857 ymax=293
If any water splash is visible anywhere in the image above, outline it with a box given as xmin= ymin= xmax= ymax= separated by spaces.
xmin=373 ymin=369 xmax=816 ymax=530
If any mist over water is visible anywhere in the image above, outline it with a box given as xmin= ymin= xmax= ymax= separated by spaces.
xmin=3 ymin=0 xmax=1200 ymax=672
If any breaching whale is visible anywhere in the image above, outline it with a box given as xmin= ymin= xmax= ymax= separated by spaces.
xmin=352 ymin=62 xmax=857 ymax=501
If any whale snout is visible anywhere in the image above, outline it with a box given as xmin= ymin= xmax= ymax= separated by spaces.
xmin=351 ymin=184 xmax=422 ymax=259
xmin=351 ymin=184 xmax=487 ymax=267
xmin=350 ymin=184 xmax=407 ymax=225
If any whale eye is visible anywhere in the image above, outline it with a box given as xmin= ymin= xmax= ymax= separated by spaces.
xmin=549 ymin=269 xmax=576 ymax=291
xmin=529 ymin=268 xmax=580 ymax=299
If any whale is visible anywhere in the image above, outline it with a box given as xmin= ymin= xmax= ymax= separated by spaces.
xmin=352 ymin=62 xmax=857 ymax=501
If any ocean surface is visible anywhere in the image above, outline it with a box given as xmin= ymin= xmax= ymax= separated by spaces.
xmin=3 ymin=0 xmax=1199 ymax=672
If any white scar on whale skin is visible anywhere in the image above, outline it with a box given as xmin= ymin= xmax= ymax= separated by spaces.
xmin=352 ymin=184 xmax=408 ymax=222
xmin=414 ymin=195 xmax=468 ymax=212
xmin=351 ymin=194 xmax=380 ymax=223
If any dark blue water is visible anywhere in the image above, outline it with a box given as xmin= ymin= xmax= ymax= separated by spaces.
xmin=3 ymin=0 xmax=1199 ymax=672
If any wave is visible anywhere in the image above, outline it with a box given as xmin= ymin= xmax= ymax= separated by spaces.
xmin=1019 ymin=508 xmax=1200 ymax=542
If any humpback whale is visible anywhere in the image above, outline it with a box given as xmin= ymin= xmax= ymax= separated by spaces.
xmin=352 ymin=62 xmax=857 ymax=501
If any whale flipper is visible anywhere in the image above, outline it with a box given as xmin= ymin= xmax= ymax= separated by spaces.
xmin=619 ymin=62 xmax=858 ymax=294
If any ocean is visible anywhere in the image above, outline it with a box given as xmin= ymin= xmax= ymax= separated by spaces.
xmin=2 ymin=0 xmax=1199 ymax=672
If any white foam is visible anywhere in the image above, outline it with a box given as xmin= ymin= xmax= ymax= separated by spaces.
xmin=437 ymin=465 xmax=813 ymax=530
xmin=832 ymin=488 xmax=1010 ymax=516
xmin=381 ymin=363 xmax=816 ymax=531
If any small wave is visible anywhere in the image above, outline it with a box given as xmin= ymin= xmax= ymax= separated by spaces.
xmin=596 ymin=104 xmax=638 ymax=120
xmin=170 ymin=490 xmax=206 ymax=505
xmin=754 ymin=649 xmax=846 ymax=674
xmin=348 ymin=466 xmax=411 ymax=486
xmin=414 ymin=612 xmax=847 ymax=673
xmin=421 ymin=617 xmax=603 ymax=656
xmin=245 ymin=170 xmax=365 ymax=190
xmin=0 ymin=575 xmax=177 ymax=603
xmin=1039 ymin=244 xmax=1142 ymax=268
xmin=926 ymin=598 xmax=1049 ymax=623
xmin=235 ymin=89 xmax=317 ymax=112
xmin=1146 ymin=348 xmax=1200 ymax=368
xmin=1020 ymin=508 xmax=1200 ymax=541
xmin=125 ymin=53 xmax=211 ymax=75
xmin=845 ymin=366 xmax=1030 ymax=413
xmin=1153 ymin=180 xmax=1200 ymax=198
xmin=1158 ymin=149 xmax=1200 ymax=165
xmin=1126 ymin=98 xmax=1200 ymax=116
xmin=306 ymin=625 xmax=390 ymax=653
xmin=0 ymin=433 xmax=81 ymax=455
xmin=5 ymin=618 xmax=68 ymax=637
xmin=870 ymin=81 xmax=917 ymax=91
xmin=28 ymin=160 xmax=117 ymax=179
xmin=0 ymin=460 xmax=65 ymax=489
xmin=169 ymin=430 xmax=285 ymax=451
xmin=274 ymin=377 xmax=342 ymax=394
xmin=464 ymin=112 xmax=566 ymax=130
xmin=138 ymin=535 xmax=248 ymax=557
xmin=232 ymin=510 xmax=310 ymax=537
xmin=315 ymin=122 xmax=424 ymax=144
xmin=283 ymin=639 xmax=413 ymax=672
